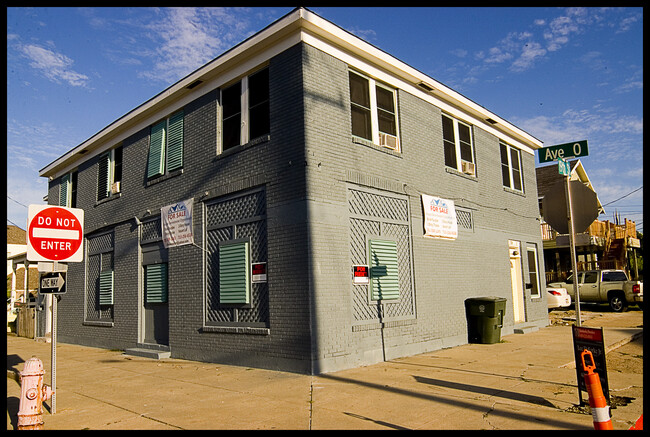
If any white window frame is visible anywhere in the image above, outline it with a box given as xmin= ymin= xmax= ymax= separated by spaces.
xmin=349 ymin=70 xmax=400 ymax=152
xmin=501 ymin=142 xmax=523 ymax=192
xmin=527 ymin=245 xmax=541 ymax=299
xmin=218 ymin=66 xmax=269 ymax=154
xmin=442 ymin=114 xmax=475 ymax=174
xmin=98 ymin=147 xmax=122 ymax=200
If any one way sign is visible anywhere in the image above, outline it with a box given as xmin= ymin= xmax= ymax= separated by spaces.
xmin=40 ymin=272 xmax=66 ymax=294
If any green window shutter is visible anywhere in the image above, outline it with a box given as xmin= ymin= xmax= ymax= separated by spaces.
xmin=97 ymin=152 xmax=110 ymax=200
xmin=59 ymin=173 xmax=70 ymax=206
xmin=99 ymin=270 xmax=114 ymax=305
xmin=145 ymin=263 xmax=168 ymax=303
xmin=369 ymin=239 xmax=399 ymax=301
xmin=147 ymin=120 xmax=166 ymax=178
xmin=167 ymin=110 xmax=184 ymax=171
xmin=219 ymin=241 xmax=250 ymax=304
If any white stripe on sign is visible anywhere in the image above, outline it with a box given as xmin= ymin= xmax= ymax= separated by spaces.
xmin=32 ymin=228 xmax=80 ymax=240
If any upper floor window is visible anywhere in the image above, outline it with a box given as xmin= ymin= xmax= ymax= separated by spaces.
xmin=221 ymin=67 xmax=270 ymax=152
xmin=349 ymin=70 xmax=400 ymax=152
xmin=59 ymin=170 xmax=78 ymax=207
xmin=147 ymin=110 xmax=184 ymax=179
xmin=442 ymin=114 xmax=475 ymax=176
xmin=500 ymin=142 xmax=523 ymax=192
xmin=97 ymin=146 xmax=122 ymax=200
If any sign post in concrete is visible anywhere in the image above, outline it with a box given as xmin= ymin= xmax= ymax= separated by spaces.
xmin=27 ymin=205 xmax=85 ymax=415
xmin=539 ymin=141 xmax=591 ymax=326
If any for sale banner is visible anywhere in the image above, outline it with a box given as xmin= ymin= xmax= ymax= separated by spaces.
xmin=161 ymin=199 xmax=194 ymax=248
xmin=421 ymin=194 xmax=457 ymax=240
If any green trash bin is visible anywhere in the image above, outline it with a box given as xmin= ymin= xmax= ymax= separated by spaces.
xmin=465 ymin=297 xmax=507 ymax=344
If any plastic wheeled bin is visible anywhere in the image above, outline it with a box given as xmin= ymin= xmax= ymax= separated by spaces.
xmin=465 ymin=297 xmax=507 ymax=344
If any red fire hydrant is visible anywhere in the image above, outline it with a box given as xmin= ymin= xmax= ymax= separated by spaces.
xmin=18 ymin=357 xmax=53 ymax=430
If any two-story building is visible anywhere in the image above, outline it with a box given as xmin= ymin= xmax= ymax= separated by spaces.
xmin=39 ymin=8 xmax=547 ymax=374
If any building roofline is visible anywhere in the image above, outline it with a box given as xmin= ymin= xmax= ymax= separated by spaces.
xmin=40 ymin=7 xmax=543 ymax=179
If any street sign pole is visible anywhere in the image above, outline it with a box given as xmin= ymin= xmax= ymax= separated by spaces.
xmin=539 ymin=140 xmax=590 ymax=327
xmin=564 ymin=174 xmax=582 ymax=326
xmin=51 ymin=292 xmax=57 ymax=414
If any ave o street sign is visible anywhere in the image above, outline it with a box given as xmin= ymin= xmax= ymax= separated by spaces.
xmin=27 ymin=205 xmax=84 ymax=263
xmin=538 ymin=140 xmax=588 ymax=163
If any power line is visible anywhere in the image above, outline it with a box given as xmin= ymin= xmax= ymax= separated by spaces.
xmin=602 ymin=186 xmax=643 ymax=207
xmin=7 ymin=195 xmax=29 ymax=208
xmin=6 ymin=218 xmax=24 ymax=228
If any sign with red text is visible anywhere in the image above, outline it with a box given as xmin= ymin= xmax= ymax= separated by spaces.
xmin=421 ymin=194 xmax=457 ymax=240
xmin=161 ymin=199 xmax=194 ymax=248
xmin=252 ymin=262 xmax=267 ymax=283
xmin=27 ymin=205 xmax=84 ymax=262
xmin=352 ymin=265 xmax=369 ymax=285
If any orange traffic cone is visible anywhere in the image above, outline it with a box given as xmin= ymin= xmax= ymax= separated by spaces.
xmin=629 ymin=414 xmax=642 ymax=430
xmin=580 ymin=349 xmax=613 ymax=430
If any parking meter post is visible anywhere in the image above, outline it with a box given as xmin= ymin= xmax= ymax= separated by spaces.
xmin=565 ymin=174 xmax=581 ymax=326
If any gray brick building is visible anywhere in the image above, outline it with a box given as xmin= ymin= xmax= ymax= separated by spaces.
xmin=39 ymin=8 xmax=548 ymax=374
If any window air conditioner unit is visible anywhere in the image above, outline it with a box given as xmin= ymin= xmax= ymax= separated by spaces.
xmin=379 ymin=132 xmax=399 ymax=151
xmin=110 ymin=181 xmax=121 ymax=194
xmin=461 ymin=161 xmax=476 ymax=176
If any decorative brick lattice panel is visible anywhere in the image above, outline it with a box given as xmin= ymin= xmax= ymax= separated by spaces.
xmin=205 ymin=189 xmax=268 ymax=326
xmin=348 ymin=189 xmax=415 ymax=322
xmin=456 ymin=208 xmax=473 ymax=230
xmin=206 ymin=190 xmax=265 ymax=228
xmin=349 ymin=189 xmax=409 ymax=222
xmin=141 ymin=218 xmax=162 ymax=243
xmin=87 ymin=231 xmax=114 ymax=254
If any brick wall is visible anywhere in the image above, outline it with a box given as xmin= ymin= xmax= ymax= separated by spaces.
xmin=48 ymin=41 xmax=547 ymax=374
xmin=300 ymin=43 xmax=547 ymax=372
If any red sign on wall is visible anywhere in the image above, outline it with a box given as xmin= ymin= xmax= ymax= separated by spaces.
xmin=27 ymin=205 xmax=84 ymax=263
xmin=353 ymin=265 xmax=369 ymax=284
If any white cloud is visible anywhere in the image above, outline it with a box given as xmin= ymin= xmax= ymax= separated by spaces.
xmin=138 ymin=7 xmax=254 ymax=85
xmin=513 ymin=107 xmax=643 ymax=148
xmin=450 ymin=48 xmax=468 ymax=58
xmin=484 ymin=46 xmax=512 ymax=64
xmin=616 ymin=12 xmax=641 ymax=33
xmin=21 ymin=44 xmax=90 ymax=87
xmin=510 ymin=41 xmax=546 ymax=72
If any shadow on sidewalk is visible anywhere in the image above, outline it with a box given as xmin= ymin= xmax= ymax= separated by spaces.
xmin=318 ymin=373 xmax=585 ymax=430
xmin=413 ymin=376 xmax=555 ymax=408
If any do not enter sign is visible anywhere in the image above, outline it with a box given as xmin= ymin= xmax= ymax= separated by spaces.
xmin=27 ymin=205 xmax=84 ymax=262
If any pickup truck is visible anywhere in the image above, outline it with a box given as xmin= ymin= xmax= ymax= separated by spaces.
xmin=548 ymin=269 xmax=643 ymax=312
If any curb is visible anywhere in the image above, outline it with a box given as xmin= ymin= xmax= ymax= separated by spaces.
xmin=560 ymin=330 xmax=643 ymax=369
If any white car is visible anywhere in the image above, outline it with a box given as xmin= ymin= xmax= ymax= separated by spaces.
xmin=547 ymin=287 xmax=571 ymax=310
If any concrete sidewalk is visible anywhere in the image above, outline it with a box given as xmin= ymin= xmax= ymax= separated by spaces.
xmin=7 ymin=309 xmax=643 ymax=430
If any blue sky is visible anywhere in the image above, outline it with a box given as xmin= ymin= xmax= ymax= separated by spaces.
xmin=6 ymin=7 xmax=643 ymax=233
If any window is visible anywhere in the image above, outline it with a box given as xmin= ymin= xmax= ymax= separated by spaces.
xmin=97 ymin=146 xmax=123 ymax=200
xmin=147 ymin=110 xmax=184 ymax=179
xmin=500 ymin=142 xmax=523 ymax=191
xmin=221 ymin=67 xmax=270 ymax=152
xmin=442 ymin=114 xmax=475 ymax=175
xmin=602 ymin=271 xmax=628 ymax=282
xmin=145 ymin=263 xmax=168 ymax=303
xmin=86 ymin=230 xmax=114 ymax=322
xmin=526 ymin=246 xmax=540 ymax=298
xmin=349 ymin=71 xmax=400 ymax=151
xmin=219 ymin=240 xmax=250 ymax=304
xmin=59 ymin=171 xmax=78 ymax=207
xmin=583 ymin=271 xmax=598 ymax=284
xmin=369 ymin=239 xmax=399 ymax=301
